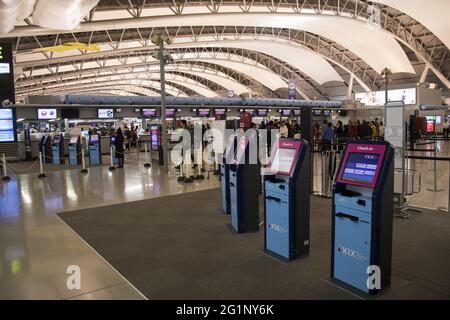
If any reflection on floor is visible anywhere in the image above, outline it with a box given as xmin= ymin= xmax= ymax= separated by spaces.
xmin=0 ymin=156 xmax=220 ymax=300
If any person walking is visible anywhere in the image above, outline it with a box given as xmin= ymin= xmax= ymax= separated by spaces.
xmin=115 ymin=128 xmax=125 ymax=168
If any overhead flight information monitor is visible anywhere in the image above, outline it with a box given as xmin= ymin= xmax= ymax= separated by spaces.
xmin=332 ymin=141 xmax=394 ymax=296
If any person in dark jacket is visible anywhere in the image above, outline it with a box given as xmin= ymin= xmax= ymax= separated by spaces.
xmin=115 ymin=128 xmax=125 ymax=168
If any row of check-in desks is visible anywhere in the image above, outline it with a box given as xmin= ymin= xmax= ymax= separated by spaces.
xmin=220 ymin=134 xmax=394 ymax=297
xmin=17 ymin=134 xmax=152 ymax=160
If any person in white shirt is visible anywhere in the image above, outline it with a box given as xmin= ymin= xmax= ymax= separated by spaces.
xmin=279 ymin=122 xmax=289 ymax=138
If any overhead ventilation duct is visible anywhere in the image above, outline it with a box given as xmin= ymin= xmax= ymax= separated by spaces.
xmin=0 ymin=0 xmax=35 ymax=33
xmin=32 ymin=0 xmax=99 ymax=30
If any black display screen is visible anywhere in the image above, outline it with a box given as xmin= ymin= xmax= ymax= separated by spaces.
xmin=61 ymin=108 xmax=80 ymax=119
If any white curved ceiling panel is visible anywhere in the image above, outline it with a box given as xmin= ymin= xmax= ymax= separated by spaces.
xmin=170 ymin=40 xmax=343 ymax=84
xmin=166 ymin=69 xmax=251 ymax=95
xmin=6 ymin=13 xmax=414 ymax=75
xmin=374 ymin=0 xmax=450 ymax=50
xmin=152 ymin=74 xmax=219 ymax=98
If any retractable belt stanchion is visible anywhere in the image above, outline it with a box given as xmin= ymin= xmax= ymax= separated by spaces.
xmin=144 ymin=143 xmax=151 ymax=168
xmin=109 ymin=147 xmax=116 ymax=171
xmin=195 ymin=146 xmax=204 ymax=180
xmin=177 ymin=148 xmax=185 ymax=182
xmin=80 ymin=148 xmax=88 ymax=174
xmin=1 ymin=153 xmax=11 ymax=181
xmin=38 ymin=152 xmax=46 ymax=178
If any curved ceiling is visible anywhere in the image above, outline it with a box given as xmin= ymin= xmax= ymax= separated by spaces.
xmin=374 ymin=0 xmax=450 ymax=50
xmin=170 ymin=39 xmax=343 ymax=84
xmin=2 ymin=0 xmax=450 ymax=99
xmin=3 ymin=12 xmax=415 ymax=75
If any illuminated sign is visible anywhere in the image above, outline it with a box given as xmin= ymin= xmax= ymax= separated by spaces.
xmin=0 ymin=108 xmax=15 ymax=142
xmin=355 ymin=88 xmax=416 ymax=106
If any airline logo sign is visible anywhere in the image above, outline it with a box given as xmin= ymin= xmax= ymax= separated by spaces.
xmin=267 ymin=223 xmax=287 ymax=234
xmin=336 ymin=245 xmax=368 ymax=262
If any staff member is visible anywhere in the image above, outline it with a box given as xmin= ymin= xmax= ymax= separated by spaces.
xmin=115 ymin=128 xmax=125 ymax=168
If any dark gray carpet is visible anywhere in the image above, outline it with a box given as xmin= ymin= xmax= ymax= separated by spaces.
xmin=58 ymin=189 xmax=450 ymax=300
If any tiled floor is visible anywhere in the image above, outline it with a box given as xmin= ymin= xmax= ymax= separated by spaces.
xmin=0 ymin=154 xmax=220 ymax=300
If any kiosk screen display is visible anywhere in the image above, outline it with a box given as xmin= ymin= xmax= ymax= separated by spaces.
xmin=90 ymin=135 xmax=99 ymax=144
xmin=270 ymin=147 xmax=297 ymax=175
xmin=0 ymin=108 xmax=14 ymax=142
xmin=341 ymin=153 xmax=379 ymax=185
xmin=233 ymin=138 xmax=248 ymax=164
xmin=53 ymin=135 xmax=62 ymax=144
xmin=70 ymin=136 xmax=78 ymax=144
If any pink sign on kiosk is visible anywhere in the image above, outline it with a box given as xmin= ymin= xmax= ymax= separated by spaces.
xmin=269 ymin=139 xmax=302 ymax=176
xmin=336 ymin=143 xmax=387 ymax=188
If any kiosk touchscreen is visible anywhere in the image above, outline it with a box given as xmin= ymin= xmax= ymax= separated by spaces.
xmin=39 ymin=135 xmax=52 ymax=164
xmin=228 ymin=133 xmax=260 ymax=233
xmin=331 ymin=141 xmax=394 ymax=295
xmin=68 ymin=135 xmax=81 ymax=166
xmin=264 ymin=139 xmax=310 ymax=260
xmin=51 ymin=135 xmax=65 ymax=165
xmin=88 ymin=134 xmax=102 ymax=166
xmin=220 ymin=134 xmax=237 ymax=215
xmin=110 ymin=135 xmax=119 ymax=165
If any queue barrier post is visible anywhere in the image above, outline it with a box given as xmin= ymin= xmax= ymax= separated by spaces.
xmin=1 ymin=153 xmax=11 ymax=181
xmin=144 ymin=143 xmax=151 ymax=168
xmin=80 ymin=148 xmax=88 ymax=174
xmin=38 ymin=152 xmax=46 ymax=178
xmin=109 ymin=146 xmax=116 ymax=171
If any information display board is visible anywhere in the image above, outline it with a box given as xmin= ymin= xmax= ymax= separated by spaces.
xmin=142 ymin=109 xmax=157 ymax=117
xmin=0 ymin=43 xmax=15 ymax=103
xmin=257 ymin=109 xmax=268 ymax=117
xmin=165 ymin=109 xmax=176 ymax=117
xmin=98 ymin=109 xmax=114 ymax=119
xmin=0 ymin=108 xmax=15 ymax=142
xmin=198 ymin=109 xmax=210 ymax=117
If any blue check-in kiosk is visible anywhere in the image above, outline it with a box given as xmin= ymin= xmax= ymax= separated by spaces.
xmin=68 ymin=135 xmax=81 ymax=166
xmin=220 ymin=134 xmax=237 ymax=215
xmin=39 ymin=135 xmax=52 ymax=164
xmin=331 ymin=141 xmax=394 ymax=295
xmin=110 ymin=134 xmax=119 ymax=165
xmin=88 ymin=134 xmax=102 ymax=166
xmin=228 ymin=132 xmax=260 ymax=233
xmin=264 ymin=138 xmax=310 ymax=260
xmin=51 ymin=135 xmax=65 ymax=165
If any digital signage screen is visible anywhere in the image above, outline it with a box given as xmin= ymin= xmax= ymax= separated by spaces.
xmin=341 ymin=153 xmax=379 ymax=185
xmin=214 ymin=109 xmax=226 ymax=116
xmin=313 ymin=109 xmax=322 ymax=116
xmin=142 ymin=109 xmax=157 ymax=118
xmin=98 ymin=109 xmax=114 ymax=119
xmin=323 ymin=110 xmax=331 ymax=117
xmin=257 ymin=109 xmax=268 ymax=117
xmin=38 ymin=108 xmax=57 ymax=120
xmin=355 ymin=88 xmax=417 ymax=106
xmin=281 ymin=109 xmax=292 ymax=117
xmin=0 ymin=108 xmax=15 ymax=142
xmin=293 ymin=109 xmax=301 ymax=116
xmin=61 ymin=108 xmax=79 ymax=119
xmin=165 ymin=109 xmax=176 ymax=117
xmin=244 ymin=109 xmax=255 ymax=116
xmin=198 ymin=109 xmax=210 ymax=117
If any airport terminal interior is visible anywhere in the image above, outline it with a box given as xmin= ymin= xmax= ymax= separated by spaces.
xmin=0 ymin=0 xmax=449 ymax=301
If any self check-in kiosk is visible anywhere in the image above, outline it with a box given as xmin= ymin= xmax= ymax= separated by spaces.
xmin=39 ymin=135 xmax=52 ymax=164
xmin=88 ymin=134 xmax=102 ymax=166
xmin=51 ymin=135 xmax=65 ymax=165
xmin=228 ymin=132 xmax=260 ymax=233
xmin=264 ymin=138 xmax=310 ymax=260
xmin=220 ymin=134 xmax=237 ymax=215
xmin=68 ymin=135 xmax=81 ymax=166
xmin=331 ymin=141 xmax=394 ymax=295
xmin=110 ymin=134 xmax=119 ymax=165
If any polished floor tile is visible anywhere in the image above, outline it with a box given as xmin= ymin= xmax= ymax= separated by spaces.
xmin=0 ymin=153 xmax=220 ymax=300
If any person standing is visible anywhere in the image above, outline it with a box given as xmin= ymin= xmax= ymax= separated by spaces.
xmin=115 ymin=128 xmax=125 ymax=168
xmin=280 ymin=121 xmax=289 ymax=138
xmin=321 ymin=122 xmax=335 ymax=150
xmin=443 ymin=118 xmax=450 ymax=140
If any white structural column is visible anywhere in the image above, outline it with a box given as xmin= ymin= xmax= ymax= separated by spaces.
xmin=419 ymin=64 xmax=431 ymax=84
xmin=347 ymin=74 xmax=355 ymax=99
